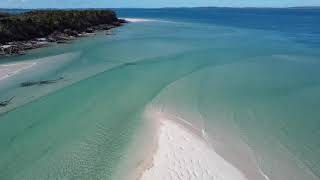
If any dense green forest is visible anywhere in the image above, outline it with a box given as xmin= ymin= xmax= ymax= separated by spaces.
xmin=0 ymin=10 xmax=121 ymax=43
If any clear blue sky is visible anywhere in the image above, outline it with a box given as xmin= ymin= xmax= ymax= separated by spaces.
xmin=1 ymin=0 xmax=320 ymax=9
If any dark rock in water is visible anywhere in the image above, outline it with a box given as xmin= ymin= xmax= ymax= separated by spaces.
xmin=0 ymin=97 xmax=14 ymax=107
xmin=20 ymin=77 xmax=64 ymax=87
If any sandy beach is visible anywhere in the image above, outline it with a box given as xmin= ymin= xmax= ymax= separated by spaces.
xmin=124 ymin=18 xmax=174 ymax=24
xmin=139 ymin=113 xmax=249 ymax=180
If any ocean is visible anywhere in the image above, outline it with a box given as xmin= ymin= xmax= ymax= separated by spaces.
xmin=0 ymin=8 xmax=319 ymax=180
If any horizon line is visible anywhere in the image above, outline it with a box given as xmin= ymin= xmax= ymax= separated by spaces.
xmin=1 ymin=6 xmax=320 ymax=10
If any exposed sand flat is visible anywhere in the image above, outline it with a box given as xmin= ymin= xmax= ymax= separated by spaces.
xmin=124 ymin=18 xmax=174 ymax=24
xmin=140 ymin=118 xmax=248 ymax=180
xmin=0 ymin=52 xmax=79 ymax=84
xmin=124 ymin=18 xmax=155 ymax=23
xmin=0 ymin=62 xmax=37 ymax=81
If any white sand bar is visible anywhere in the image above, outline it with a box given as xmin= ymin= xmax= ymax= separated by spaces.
xmin=124 ymin=18 xmax=155 ymax=23
xmin=124 ymin=18 xmax=173 ymax=23
xmin=140 ymin=119 xmax=248 ymax=180
xmin=0 ymin=62 xmax=37 ymax=81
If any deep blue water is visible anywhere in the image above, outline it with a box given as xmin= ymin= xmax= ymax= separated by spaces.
xmin=116 ymin=8 xmax=320 ymax=46
xmin=2 ymin=7 xmax=319 ymax=46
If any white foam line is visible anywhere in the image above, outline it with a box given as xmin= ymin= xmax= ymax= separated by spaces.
xmin=258 ymin=167 xmax=271 ymax=180
xmin=123 ymin=18 xmax=155 ymax=23
xmin=123 ymin=18 xmax=175 ymax=24
xmin=156 ymin=112 xmax=209 ymax=141
xmin=140 ymin=117 xmax=249 ymax=180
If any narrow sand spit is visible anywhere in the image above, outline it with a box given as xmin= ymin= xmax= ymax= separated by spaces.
xmin=123 ymin=18 xmax=174 ymax=24
xmin=139 ymin=118 xmax=248 ymax=180
xmin=0 ymin=62 xmax=37 ymax=81
xmin=124 ymin=18 xmax=155 ymax=23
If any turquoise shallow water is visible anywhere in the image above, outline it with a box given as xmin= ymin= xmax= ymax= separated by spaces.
xmin=1 ymin=8 xmax=320 ymax=180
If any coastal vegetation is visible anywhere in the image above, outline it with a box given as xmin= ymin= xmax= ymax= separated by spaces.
xmin=0 ymin=10 xmax=127 ymax=55
xmin=0 ymin=10 xmax=119 ymax=43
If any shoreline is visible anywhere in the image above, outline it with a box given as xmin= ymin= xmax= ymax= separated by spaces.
xmin=0 ymin=22 xmax=126 ymax=57
xmin=0 ymin=18 xmax=150 ymax=83
xmin=138 ymin=111 xmax=250 ymax=180
xmin=0 ymin=17 xmax=155 ymax=59
xmin=0 ymin=19 xmax=143 ymax=84
xmin=0 ymin=10 xmax=128 ymax=57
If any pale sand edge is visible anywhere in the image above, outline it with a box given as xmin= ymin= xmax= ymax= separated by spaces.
xmin=0 ymin=62 xmax=37 ymax=81
xmin=137 ymin=112 xmax=250 ymax=180
xmin=123 ymin=18 xmax=174 ymax=24
xmin=123 ymin=18 xmax=155 ymax=23
xmin=129 ymin=114 xmax=161 ymax=180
